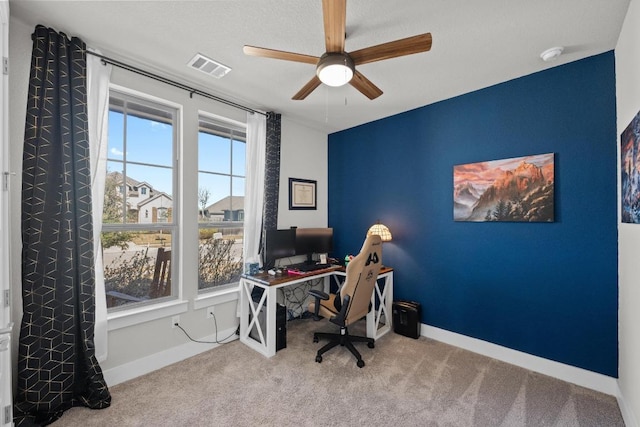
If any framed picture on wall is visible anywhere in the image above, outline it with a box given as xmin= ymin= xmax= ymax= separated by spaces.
xmin=622 ymin=109 xmax=640 ymax=223
xmin=289 ymin=178 xmax=317 ymax=210
xmin=453 ymin=153 xmax=555 ymax=222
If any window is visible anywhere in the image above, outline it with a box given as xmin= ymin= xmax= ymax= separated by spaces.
xmin=102 ymin=89 xmax=178 ymax=310
xmin=197 ymin=114 xmax=246 ymax=291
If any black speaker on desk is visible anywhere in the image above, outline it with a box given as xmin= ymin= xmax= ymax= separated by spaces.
xmin=249 ymin=295 xmax=287 ymax=351
xmin=392 ymin=300 xmax=421 ymax=339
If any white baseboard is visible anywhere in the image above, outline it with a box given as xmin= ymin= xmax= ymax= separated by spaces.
xmin=102 ymin=326 xmax=238 ymax=387
xmin=420 ymin=323 xmax=618 ymax=396
xmin=616 ymin=382 xmax=639 ymax=427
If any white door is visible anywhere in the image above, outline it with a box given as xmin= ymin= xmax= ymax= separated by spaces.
xmin=0 ymin=1 xmax=13 ymax=425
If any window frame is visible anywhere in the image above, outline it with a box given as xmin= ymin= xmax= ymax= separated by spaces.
xmin=196 ymin=112 xmax=246 ymax=294
xmin=104 ymin=85 xmax=182 ymax=323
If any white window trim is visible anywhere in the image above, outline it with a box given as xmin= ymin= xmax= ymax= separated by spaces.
xmin=198 ymin=110 xmax=246 ymax=132
xmin=105 ymin=84 xmax=184 ymax=318
xmin=107 ymin=299 xmax=188 ymax=331
xmin=196 ymin=109 xmax=246 ymax=295
xmin=193 ymin=285 xmax=239 ymax=310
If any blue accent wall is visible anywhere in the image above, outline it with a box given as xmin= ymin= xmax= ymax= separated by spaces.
xmin=328 ymin=52 xmax=618 ymax=376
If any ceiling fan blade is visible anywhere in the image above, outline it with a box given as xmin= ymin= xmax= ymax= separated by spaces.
xmin=292 ymin=75 xmax=322 ymax=100
xmin=322 ymin=0 xmax=346 ymax=52
xmin=243 ymin=45 xmax=319 ymax=65
xmin=350 ymin=70 xmax=383 ymax=100
xmin=350 ymin=33 xmax=432 ymax=65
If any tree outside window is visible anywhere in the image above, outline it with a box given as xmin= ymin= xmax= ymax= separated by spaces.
xmin=197 ymin=115 xmax=245 ymax=291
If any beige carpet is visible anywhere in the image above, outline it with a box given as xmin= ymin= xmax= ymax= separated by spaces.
xmin=53 ymin=319 xmax=624 ymax=426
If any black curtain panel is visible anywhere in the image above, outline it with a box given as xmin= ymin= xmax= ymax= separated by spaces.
xmin=263 ymin=111 xmax=281 ymax=233
xmin=14 ymin=25 xmax=111 ymax=426
xmin=258 ymin=112 xmax=281 ymax=269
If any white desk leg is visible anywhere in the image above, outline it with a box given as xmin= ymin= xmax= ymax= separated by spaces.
xmin=366 ymin=279 xmax=378 ymax=339
xmin=239 ymin=278 xmax=273 ymax=357
xmin=239 ymin=279 xmax=249 ymax=340
xmin=384 ymin=273 xmax=393 ymax=333
xmin=239 ymin=278 xmax=257 ymax=343
xmin=265 ymin=285 xmax=277 ymax=357
xmin=324 ymin=275 xmax=334 ymax=293
xmin=367 ymin=272 xmax=393 ymax=340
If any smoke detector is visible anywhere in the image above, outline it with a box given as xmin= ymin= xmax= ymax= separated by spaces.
xmin=188 ymin=53 xmax=231 ymax=78
xmin=540 ymin=47 xmax=564 ymax=62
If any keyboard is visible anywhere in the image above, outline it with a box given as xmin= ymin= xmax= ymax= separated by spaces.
xmin=294 ymin=263 xmax=331 ymax=272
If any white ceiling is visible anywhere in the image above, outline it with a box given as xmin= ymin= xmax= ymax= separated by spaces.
xmin=9 ymin=0 xmax=631 ymax=133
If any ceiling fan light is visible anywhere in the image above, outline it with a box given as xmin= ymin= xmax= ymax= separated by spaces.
xmin=316 ymin=53 xmax=354 ymax=87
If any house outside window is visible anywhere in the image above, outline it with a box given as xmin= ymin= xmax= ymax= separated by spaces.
xmin=197 ymin=114 xmax=245 ymax=291
xmin=102 ymin=89 xmax=178 ymax=310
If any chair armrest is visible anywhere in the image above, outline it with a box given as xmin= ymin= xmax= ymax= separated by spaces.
xmin=308 ymin=289 xmax=329 ymax=320
xmin=308 ymin=289 xmax=329 ymax=300
xmin=330 ymin=294 xmax=351 ymax=327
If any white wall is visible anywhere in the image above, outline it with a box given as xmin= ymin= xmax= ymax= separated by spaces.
xmin=8 ymin=16 xmax=328 ymax=385
xmin=278 ymin=117 xmax=328 ymax=229
xmin=616 ymin=1 xmax=640 ymax=425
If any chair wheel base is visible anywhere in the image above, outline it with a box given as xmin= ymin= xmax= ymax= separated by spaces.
xmin=312 ymin=328 xmax=373 ymax=367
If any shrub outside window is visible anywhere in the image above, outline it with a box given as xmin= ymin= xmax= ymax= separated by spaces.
xmin=197 ymin=115 xmax=245 ymax=291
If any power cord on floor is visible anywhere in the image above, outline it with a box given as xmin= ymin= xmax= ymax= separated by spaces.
xmin=174 ymin=313 xmax=238 ymax=344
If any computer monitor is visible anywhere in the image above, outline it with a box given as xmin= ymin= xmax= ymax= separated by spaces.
xmin=295 ymin=227 xmax=333 ymax=264
xmin=264 ymin=228 xmax=296 ymax=269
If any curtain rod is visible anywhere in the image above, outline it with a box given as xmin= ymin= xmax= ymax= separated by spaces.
xmin=87 ymin=51 xmax=267 ymax=116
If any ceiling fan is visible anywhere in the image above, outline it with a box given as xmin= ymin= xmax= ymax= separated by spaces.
xmin=243 ymin=0 xmax=432 ymax=100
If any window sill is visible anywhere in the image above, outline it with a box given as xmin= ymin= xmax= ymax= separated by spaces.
xmin=107 ymin=299 xmax=189 ymax=331
xmin=193 ymin=285 xmax=239 ymax=310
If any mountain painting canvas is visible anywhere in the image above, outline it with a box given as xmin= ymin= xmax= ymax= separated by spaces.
xmin=453 ymin=153 xmax=555 ymax=222
xmin=621 ymin=110 xmax=640 ymax=223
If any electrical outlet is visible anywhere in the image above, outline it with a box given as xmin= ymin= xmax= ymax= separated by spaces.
xmin=172 ymin=315 xmax=180 ymax=328
xmin=206 ymin=306 xmax=215 ymax=319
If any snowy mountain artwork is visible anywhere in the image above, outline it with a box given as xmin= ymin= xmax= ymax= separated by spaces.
xmin=621 ymin=110 xmax=640 ymax=224
xmin=453 ymin=153 xmax=555 ymax=222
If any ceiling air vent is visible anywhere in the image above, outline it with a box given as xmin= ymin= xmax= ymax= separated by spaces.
xmin=187 ymin=53 xmax=231 ymax=78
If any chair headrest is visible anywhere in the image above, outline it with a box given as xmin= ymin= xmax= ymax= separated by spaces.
xmin=346 ymin=234 xmax=382 ymax=274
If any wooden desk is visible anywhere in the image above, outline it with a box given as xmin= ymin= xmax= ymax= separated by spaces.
xmin=239 ymin=266 xmax=394 ymax=357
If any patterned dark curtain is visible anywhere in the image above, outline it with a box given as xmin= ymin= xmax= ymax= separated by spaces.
xmin=263 ymin=112 xmax=281 ymax=238
xmin=14 ymin=25 xmax=111 ymax=426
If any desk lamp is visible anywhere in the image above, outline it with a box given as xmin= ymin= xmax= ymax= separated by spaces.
xmin=367 ymin=222 xmax=392 ymax=242
xmin=367 ymin=222 xmax=392 ymax=269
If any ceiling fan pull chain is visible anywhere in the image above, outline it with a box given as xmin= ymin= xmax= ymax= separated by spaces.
xmin=325 ymin=86 xmax=329 ymax=123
